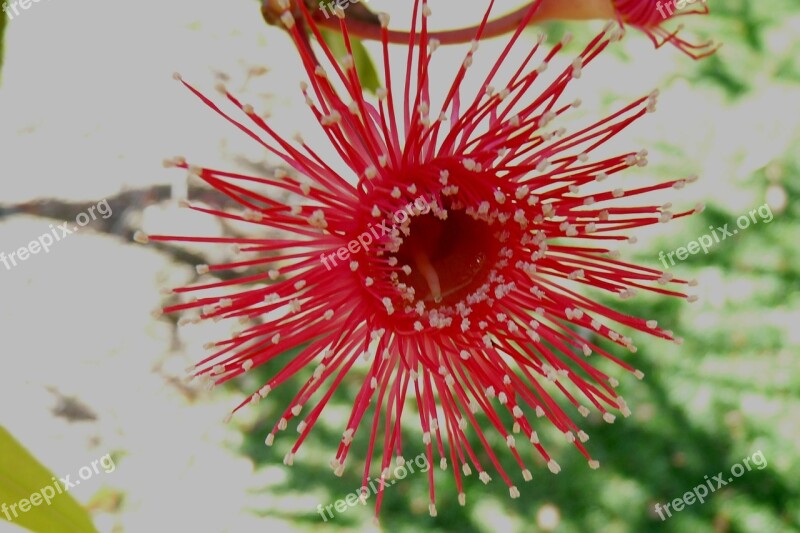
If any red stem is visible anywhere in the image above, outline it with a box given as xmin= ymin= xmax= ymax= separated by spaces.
xmin=316 ymin=0 xmax=616 ymax=45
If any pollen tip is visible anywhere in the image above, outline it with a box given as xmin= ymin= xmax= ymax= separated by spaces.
xmin=280 ymin=11 xmax=295 ymax=28
xmin=378 ymin=12 xmax=390 ymax=28
xmin=133 ymin=231 xmax=149 ymax=244
xmin=162 ymin=156 xmax=186 ymax=168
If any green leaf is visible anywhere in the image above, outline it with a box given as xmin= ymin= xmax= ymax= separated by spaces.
xmin=0 ymin=427 xmax=99 ymax=533
xmin=318 ymin=27 xmax=380 ymax=94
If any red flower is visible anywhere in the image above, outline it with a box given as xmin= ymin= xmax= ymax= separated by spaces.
xmin=141 ymin=0 xmax=699 ymax=518
xmin=613 ymin=0 xmax=719 ymax=58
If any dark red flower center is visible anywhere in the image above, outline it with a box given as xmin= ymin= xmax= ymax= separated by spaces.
xmin=394 ymin=208 xmax=500 ymax=308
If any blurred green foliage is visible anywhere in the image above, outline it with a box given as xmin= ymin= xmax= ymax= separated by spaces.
xmin=319 ymin=27 xmax=380 ymax=94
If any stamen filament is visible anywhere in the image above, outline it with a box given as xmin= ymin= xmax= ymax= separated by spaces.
xmin=413 ymin=250 xmax=443 ymax=303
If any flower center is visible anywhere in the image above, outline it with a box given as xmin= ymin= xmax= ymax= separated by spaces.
xmin=394 ymin=209 xmax=500 ymax=307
